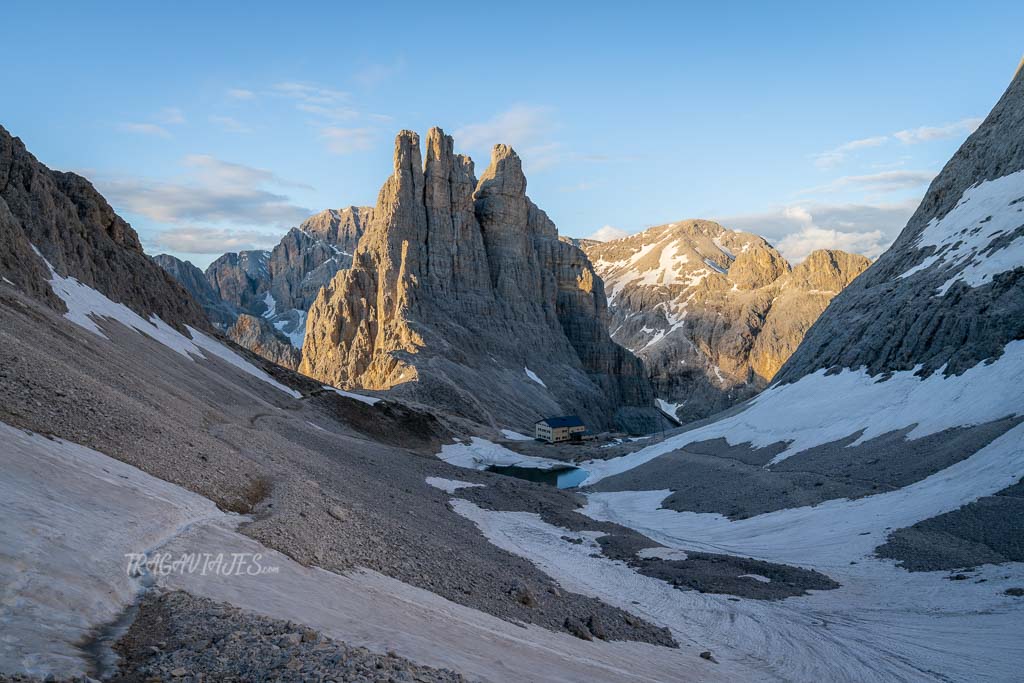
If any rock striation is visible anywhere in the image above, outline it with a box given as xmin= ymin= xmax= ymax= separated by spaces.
xmin=0 ymin=124 xmax=207 ymax=331
xmin=581 ymin=221 xmax=870 ymax=422
xmin=301 ymin=128 xmax=663 ymax=432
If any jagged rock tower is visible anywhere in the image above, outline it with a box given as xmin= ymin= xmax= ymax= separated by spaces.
xmin=301 ymin=128 xmax=661 ymax=431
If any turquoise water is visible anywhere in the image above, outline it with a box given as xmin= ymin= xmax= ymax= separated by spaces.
xmin=486 ymin=464 xmax=589 ymax=489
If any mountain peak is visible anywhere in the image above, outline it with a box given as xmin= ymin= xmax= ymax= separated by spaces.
xmin=300 ymin=127 xmax=662 ymax=431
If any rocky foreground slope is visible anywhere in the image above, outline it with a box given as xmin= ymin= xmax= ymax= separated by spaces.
xmin=301 ymin=128 xmax=664 ymax=432
xmin=581 ymin=222 xmax=869 ymax=421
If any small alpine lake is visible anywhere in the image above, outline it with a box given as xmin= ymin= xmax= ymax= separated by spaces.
xmin=486 ymin=464 xmax=589 ymax=489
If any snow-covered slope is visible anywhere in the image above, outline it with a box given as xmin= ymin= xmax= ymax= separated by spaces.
xmin=581 ymin=223 xmax=869 ymax=421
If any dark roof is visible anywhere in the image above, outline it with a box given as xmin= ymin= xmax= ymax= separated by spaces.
xmin=535 ymin=416 xmax=585 ymax=428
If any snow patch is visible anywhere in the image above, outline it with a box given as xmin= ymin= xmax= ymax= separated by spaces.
xmin=438 ymin=437 xmax=567 ymax=471
xmin=261 ymin=291 xmax=276 ymax=318
xmin=500 ymin=429 xmax=533 ymax=441
xmin=581 ymin=339 xmax=1024 ymax=483
xmin=323 ymin=385 xmax=381 ymax=406
xmin=738 ymin=574 xmax=771 ymax=584
xmin=39 ymin=252 xmax=300 ymax=398
xmin=636 ymin=547 xmax=689 ymax=561
xmin=425 ymin=477 xmax=485 ymax=493
xmin=0 ymin=422 xmax=224 ymax=677
xmin=453 ymin=467 xmax=1024 ymax=681
xmin=899 ymin=168 xmax=1024 ymax=294
xmin=655 ymin=398 xmax=682 ymax=419
xmin=272 ymin=309 xmax=307 ymax=349
xmin=584 ymin=421 xmax=1024 ymax=568
xmin=524 ymin=366 xmax=546 ymax=387
xmin=703 ymin=258 xmax=728 ymax=274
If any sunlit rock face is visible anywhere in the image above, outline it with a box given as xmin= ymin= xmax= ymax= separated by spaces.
xmin=582 ymin=222 xmax=870 ymax=422
xmin=301 ymin=128 xmax=666 ymax=432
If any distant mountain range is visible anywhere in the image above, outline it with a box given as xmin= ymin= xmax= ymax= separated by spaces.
xmin=580 ymin=223 xmax=870 ymax=421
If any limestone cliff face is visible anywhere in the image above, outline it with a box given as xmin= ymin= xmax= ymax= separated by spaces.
xmin=183 ymin=208 xmax=372 ymax=354
xmin=582 ymin=221 xmax=870 ymax=422
xmin=0 ymin=125 xmax=207 ymax=331
xmin=205 ymin=250 xmax=271 ymax=315
xmin=301 ymin=128 xmax=662 ymax=432
xmin=227 ymin=314 xmax=301 ymax=370
xmin=153 ymin=254 xmax=239 ymax=328
xmin=269 ymin=228 xmax=343 ymax=313
xmin=299 ymin=206 xmax=373 ymax=256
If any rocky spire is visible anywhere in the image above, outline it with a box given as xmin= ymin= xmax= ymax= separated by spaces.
xmin=300 ymin=128 xmax=663 ymax=431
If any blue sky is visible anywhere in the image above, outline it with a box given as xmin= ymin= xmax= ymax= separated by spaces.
xmin=4 ymin=1 xmax=1022 ymax=267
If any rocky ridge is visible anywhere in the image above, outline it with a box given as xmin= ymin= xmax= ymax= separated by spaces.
xmin=0 ymin=125 xmax=207 ymax=331
xmin=581 ymin=221 xmax=870 ymax=421
xmin=155 ymin=206 xmax=373 ymax=357
xmin=301 ymin=128 xmax=664 ymax=432
xmin=152 ymin=254 xmax=239 ymax=328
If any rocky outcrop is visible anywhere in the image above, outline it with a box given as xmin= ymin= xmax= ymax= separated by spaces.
xmin=153 ymin=254 xmax=239 ymax=328
xmin=582 ymin=221 xmax=870 ymax=421
xmin=777 ymin=65 xmax=1024 ymax=383
xmin=192 ymin=207 xmax=372 ymax=352
xmin=301 ymin=128 xmax=664 ymax=432
xmin=299 ymin=206 xmax=373 ymax=255
xmin=227 ymin=314 xmax=302 ymax=370
xmin=0 ymin=124 xmax=207 ymax=331
xmin=205 ymin=250 xmax=271 ymax=315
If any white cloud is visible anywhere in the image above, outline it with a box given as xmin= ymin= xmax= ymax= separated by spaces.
xmin=272 ymin=82 xmax=349 ymax=105
xmin=150 ymin=226 xmax=282 ymax=254
xmin=99 ymin=156 xmax=312 ymax=226
xmin=226 ymin=88 xmax=255 ymax=100
xmin=181 ymin=154 xmax=311 ymax=190
xmin=352 ymin=58 xmax=405 ymax=87
xmin=320 ymin=127 xmax=377 ymax=155
xmin=811 ymin=117 xmax=982 ymax=169
xmin=813 ymin=135 xmax=888 ymax=169
xmin=587 ymin=225 xmax=630 ymax=242
xmin=800 ymin=170 xmax=936 ymax=196
xmin=454 ymin=105 xmax=556 ymax=152
xmin=297 ymin=103 xmax=360 ymax=121
xmin=717 ymin=200 xmax=919 ymax=263
xmin=119 ymin=107 xmax=185 ymax=138
xmin=893 ymin=117 xmax=983 ymax=144
xmin=156 ymin=107 xmax=186 ymax=125
xmin=118 ymin=122 xmax=171 ymax=138
xmin=776 ymin=225 xmax=885 ymax=263
xmin=209 ymin=115 xmax=252 ymax=134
